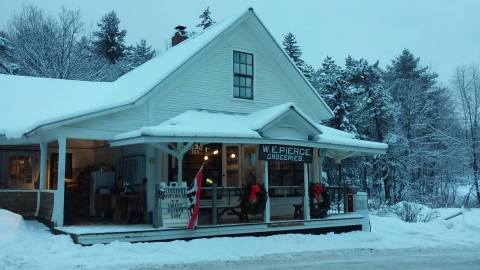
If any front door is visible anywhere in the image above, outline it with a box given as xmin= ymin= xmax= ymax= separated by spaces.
xmin=222 ymin=144 xmax=262 ymax=187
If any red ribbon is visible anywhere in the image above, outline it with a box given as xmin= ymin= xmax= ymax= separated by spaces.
xmin=249 ymin=184 xmax=261 ymax=203
xmin=313 ymin=183 xmax=324 ymax=201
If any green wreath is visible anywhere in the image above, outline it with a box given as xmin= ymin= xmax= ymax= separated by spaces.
xmin=240 ymin=183 xmax=266 ymax=221
xmin=308 ymin=183 xmax=330 ymax=219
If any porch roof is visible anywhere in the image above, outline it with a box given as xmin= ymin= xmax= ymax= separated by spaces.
xmin=111 ymin=103 xmax=388 ymax=157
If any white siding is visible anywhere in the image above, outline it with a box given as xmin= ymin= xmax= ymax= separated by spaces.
xmin=148 ymin=21 xmax=321 ymax=125
xmin=66 ymin=104 xmax=148 ymax=133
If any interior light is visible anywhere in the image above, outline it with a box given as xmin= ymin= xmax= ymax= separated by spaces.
xmin=204 ymin=155 xmax=209 ymax=161
xmin=206 ymin=178 xmax=214 ymax=184
xmin=213 ymin=149 xmax=219 ymax=155
xmin=230 ymin=153 xmax=236 ymax=159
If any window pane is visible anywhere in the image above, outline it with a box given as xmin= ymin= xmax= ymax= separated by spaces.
xmin=246 ymin=88 xmax=253 ymax=99
xmin=234 ymin=75 xmax=239 ymax=86
xmin=246 ymin=65 xmax=253 ymax=76
xmin=246 ymin=77 xmax=252 ymax=87
xmin=247 ymin=54 xmax=253 ymax=65
xmin=241 ymin=76 xmax=246 ymax=87
xmin=240 ymin=64 xmax=246 ymax=74
xmin=240 ymin=87 xmax=246 ymax=97
xmin=233 ymin=51 xmax=239 ymax=63
xmin=234 ymin=63 xmax=240 ymax=74
xmin=240 ymin=53 xmax=246 ymax=64
xmin=234 ymin=86 xmax=240 ymax=97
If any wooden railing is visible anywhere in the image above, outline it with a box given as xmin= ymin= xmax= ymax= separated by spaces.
xmin=199 ymin=185 xmax=358 ymax=216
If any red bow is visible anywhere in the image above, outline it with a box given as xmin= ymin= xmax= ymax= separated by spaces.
xmin=313 ymin=183 xmax=324 ymax=201
xmin=249 ymin=184 xmax=261 ymax=203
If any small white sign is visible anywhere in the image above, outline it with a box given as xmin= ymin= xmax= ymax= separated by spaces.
xmin=160 ymin=182 xmax=190 ymax=228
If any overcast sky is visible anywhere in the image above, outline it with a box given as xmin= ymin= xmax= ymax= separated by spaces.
xmin=1 ymin=0 xmax=479 ymax=85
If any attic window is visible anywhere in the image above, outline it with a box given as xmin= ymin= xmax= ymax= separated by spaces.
xmin=233 ymin=51 xmax=253 ymax=100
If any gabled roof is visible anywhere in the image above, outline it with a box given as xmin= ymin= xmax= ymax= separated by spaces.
xmin=0 ymin=7 xmax=333 ymax=139
xmin=112 ymin=103 xmax=387 ymax=155
xmin=0 ymin=8 xmax=247 ymax=139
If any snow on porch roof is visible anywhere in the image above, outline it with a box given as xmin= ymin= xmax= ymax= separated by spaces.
xmin=112 ymin=103 xmax=388 ymax=155
xmin=0 ymin=8 xmax=249 ymax=139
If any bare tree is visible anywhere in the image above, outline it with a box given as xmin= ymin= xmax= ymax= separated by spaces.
xmin=453 ymin=65 xmax=480 ymax=205
xmin=3 ymin=5 xmax=112 ymax=81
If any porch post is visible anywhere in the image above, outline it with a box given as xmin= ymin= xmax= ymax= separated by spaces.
xmin=318 ymin=149 xmax=324 ymax=183
xmin=177 ymin=155 xmax=183 ymax=183
xmin=36 ymin=142 xmax=48 ymax=216
xmin=263 ymin=160 xmax=270 ymax=223
xmin=53 ymin=137 xmax=66 ymax=226
xmin=303 ymin=163 xmax=310 ymax=220
xmin=39 ymin=142 xmax=48 ymax=189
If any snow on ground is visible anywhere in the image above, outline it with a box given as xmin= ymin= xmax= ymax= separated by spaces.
xmin=0 ymin=208 xmax=479 ymax=270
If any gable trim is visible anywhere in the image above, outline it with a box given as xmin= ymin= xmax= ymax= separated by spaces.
xmin=256 ymin=106 xmax=323 ymax=139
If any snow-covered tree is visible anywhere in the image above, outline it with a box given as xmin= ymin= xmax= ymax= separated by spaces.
xmin=197 ymin=7 xmax=215 ymax=30
xmin=453 ymin=65 xmax=480 ymax=205
xmin=121 ymin=39 xmax=156 ymax=72
xmin=282 ymin=32 xmax=313 ymax=81
xmin=318 ymin=56 xmax=357 ymax=135
xmin=92 ymin=10 xmax=127 ymax=63
xmin=344 ymin=56 xmax=394 ymax=197
xmin=2 ymin=5 xmax=112 ymax=80
xmin=0 ymin=31 xmax=18 ymax=74
xmin=382 ymin=49 xmax=459 ymax=204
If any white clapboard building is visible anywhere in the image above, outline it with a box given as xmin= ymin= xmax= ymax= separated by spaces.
xmin=0 ymin=7 xmax=387 ymax=244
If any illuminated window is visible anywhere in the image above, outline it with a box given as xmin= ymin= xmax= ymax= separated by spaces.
xmin=9 ymin=156 xmax=33 ymax=183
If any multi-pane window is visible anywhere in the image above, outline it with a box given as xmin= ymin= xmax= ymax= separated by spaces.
xmin=233 ymin=51 xmax=253 ymax=99
xmin=9 ymin=156 xmax=34 ymax=183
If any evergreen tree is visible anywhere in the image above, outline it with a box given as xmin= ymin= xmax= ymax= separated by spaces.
xmin=92 ymin=10 xmax=127 ymax=63
xmin=197 ymin=7 xmax=215 ymax=30
xmin=345 ymin=56 xmax=393 ymax=197
xmin=345 ymin=56 xmax=392 ymax=141
xmin=122 ymin=39 xmax=156 ymax=72
xmin=318 ymin=56 xmax=357 ymax=135
xmin=383 ymin=49 xmax=443 ymax=203
xmin=283 ymin=33 xmax=305 ymax=67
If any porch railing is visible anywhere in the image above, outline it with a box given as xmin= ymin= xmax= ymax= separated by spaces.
xmin=198 ymin=185 xmax=358 ymax=225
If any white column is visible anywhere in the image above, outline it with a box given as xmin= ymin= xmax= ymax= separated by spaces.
xmin=39 ymin=142 xmax=48 ymax=189
xmin=36 ymin=142 xmax=48 ymax=216
xmin=303 ymin=163 xmax=310 ymax=220
xmin=145 ymin=144 xmax=158 ymax=221
xmin=318 ymin=149 xmax=324 ymax=183
xmin=263 ymin=160 xmax=270 ymax=223
xmin=53 ymin=137 xmax=66 ymax=227
xmin=177 ymin=155 xmax=183 ymax=183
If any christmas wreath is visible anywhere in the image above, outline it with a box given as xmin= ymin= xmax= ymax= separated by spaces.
xmin=308 ymin=183 xmax=330 ymax=219
xmin=240 ymin=183 xmax=267 ymax=221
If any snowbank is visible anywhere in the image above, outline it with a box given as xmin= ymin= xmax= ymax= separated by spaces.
xmin=0 ymin=209 xmax=27 ymax=245
xmin=1 ymin=208 xmax=479 ymax=270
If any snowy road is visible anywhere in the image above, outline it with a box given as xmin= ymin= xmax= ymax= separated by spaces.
xmin=2 ymin=208 xmax=480 ymax=270
xmin=138 ymin=247 xmax=480 ymax=270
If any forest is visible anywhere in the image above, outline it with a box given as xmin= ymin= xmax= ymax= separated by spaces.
xmin=1 ymin=5 xmax=478 ymax=208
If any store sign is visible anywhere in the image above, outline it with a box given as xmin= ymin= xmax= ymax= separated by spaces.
xmin=160 ymin=182 xmax=190 ymax=228
xmin=259 ymin=144 xmax=313 ymax=163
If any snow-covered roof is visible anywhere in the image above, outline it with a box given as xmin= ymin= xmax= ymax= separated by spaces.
xmin=113 ymin=103 xmax=387 ymax=154
xmin=0 ymin=8 xmax=249 ymax=139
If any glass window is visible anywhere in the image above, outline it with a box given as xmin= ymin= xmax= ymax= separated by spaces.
xmin=233 ymin=51 xmax=253 ymax=100
xmin=9 ymin=156 xmax=34 ymax=183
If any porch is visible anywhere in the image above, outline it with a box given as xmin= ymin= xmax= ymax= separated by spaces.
xmin=56 ymin=212 xmax=366 ymax=245
xmin=0 ymin=103 xmax=385 ymax=244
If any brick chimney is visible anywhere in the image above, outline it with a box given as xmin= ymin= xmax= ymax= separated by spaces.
xmin=171 ymin=25 xmax=188 ymax=47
